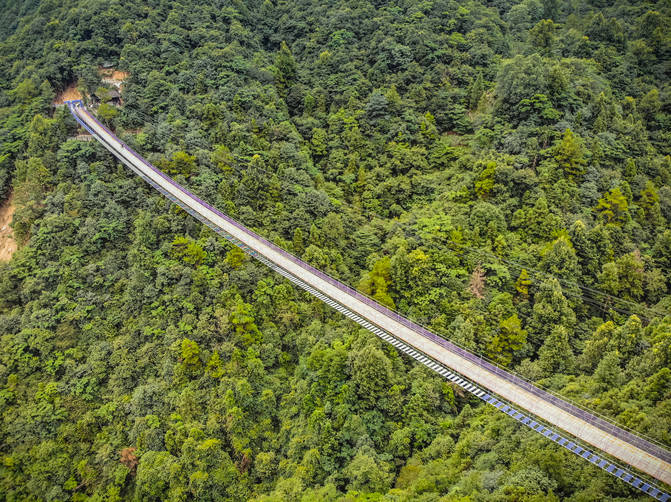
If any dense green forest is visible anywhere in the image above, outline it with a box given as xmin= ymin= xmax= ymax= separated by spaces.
xmin=1 ymin=0 xmax=670 ymax=500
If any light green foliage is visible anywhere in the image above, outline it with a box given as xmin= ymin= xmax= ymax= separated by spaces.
xmin=515 ymin=269 xmax=532 ymax=298
xmin=10 ymin=78 xmax=39 ymax=103
xmin=27 ymin=114 xmax=64 ymax=158
xmin=206 ymin=351 xmax=224 ymax=378
xmin=349 ymin=344 xmax=392 ymax=407
xmin=172 ymin=151 xmax=197 ymax=176
xmin=474 ymin=160 xmax=496 ymax=198
xmin=211 ymin=144 xmax=234 ymax=173
xmin=448 ymin=315 xmax=477 ymax=351
xmin=512 ymin=196 xmax=560 ymax=242
xmin=230 ymin=297 xmax=262 ymax=346
xmin=98 ymin=102 xmax=118 ymax=125
xmin=518 ymin=93 xmax=560 ymax=124
xmin=254 ymin=452 xmax=277 ymax=483
xmin=529 ymin=19 xmax=558 ymax=53
xmin=638 ymin=181 xmax=662 ymax=227
xmin=311 ymin=128 xmax=328 ymax=157
xmin=644 ymin=368 xmax=671 ymax=403
xmin=488 ymin=314 xmax=527 ymax=366
xmin=158 ymin=151 xmax=197 ymax=177
xmin=596 ymin=187 xmax=629 ymax=225
xmin=343 ymin=447 xmax=393 ymax=493
xmin=181 ymin=338 xmax=201 ymax=370
xmin=598 ymin=252 xmax=645 ymax=301
xmin=551 ymin=128 xmax=586 ymax=178
xmin=529 ymin=279 xmax=575 ymax=346
xmin=358 ymin=256 xmax=395 ymax=309
xmin=135 ymin=451 xmax=182 ymax=501
xmin=539 ymin=235 xmax=579 ymax=280
xmin=467 ymin=72 xmax=485 ymax=110
xmin=225 ymin=246 xmax=246 ymax=270
xmin=274 ymin=41 xmax=297 ymax=93
xmin=593 ymin=350 xmax=622 ymax=389
xmin=171 ymin=236 xmax=206 ymax=266
xmin=419 ymin=111 xmax=439 ymax=143
xmin=538 ymin=326 xmax=574 ymax=376
xmin=292 ymin=227 xmax=304 ymax=254
xmin=639 ymin=88 xmax=661 ymax=122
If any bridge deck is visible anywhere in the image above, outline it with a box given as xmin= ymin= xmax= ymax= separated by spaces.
xmin=66 ymin=101 xmax=671 ymax=494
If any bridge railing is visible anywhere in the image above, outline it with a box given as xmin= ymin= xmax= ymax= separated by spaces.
xmin=75 ymin=104 xmax=671 ymax=465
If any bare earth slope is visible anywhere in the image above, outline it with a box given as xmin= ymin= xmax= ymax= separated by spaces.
xmin=0 ymin=193 xmax=16 ymax=262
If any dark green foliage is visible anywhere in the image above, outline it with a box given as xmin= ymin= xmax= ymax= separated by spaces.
xmin=0 ymin=0 xmax=670 ymax=500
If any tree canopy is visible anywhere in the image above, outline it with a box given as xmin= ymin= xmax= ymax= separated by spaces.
xmin=1 ymin=0 xmax=670 ymax=500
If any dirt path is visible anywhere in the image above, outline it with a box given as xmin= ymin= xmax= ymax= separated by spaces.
xmin=0 ymin=193 xmax=17 ymax=262
xmin=53 ymin=82 xmax=82 ymax=105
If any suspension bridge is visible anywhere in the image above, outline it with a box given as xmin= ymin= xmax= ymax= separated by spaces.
xmin=66 ymin=100 xmax=671 ymax=500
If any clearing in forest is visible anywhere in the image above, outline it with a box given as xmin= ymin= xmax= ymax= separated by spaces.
xmin=53 ymin=81 xmax=82 ymax=105
xmin=100 ymin=68 xmax=129 ymax=88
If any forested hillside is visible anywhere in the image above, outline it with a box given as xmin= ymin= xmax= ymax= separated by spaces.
xmin=1 ymin=0 xmax=670 ymax=500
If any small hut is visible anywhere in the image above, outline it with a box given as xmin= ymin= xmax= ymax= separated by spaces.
xmin=92 ymin=88 xmax=121 ymax=106
xmin=108 ymin=88 xmax=121 ymax=106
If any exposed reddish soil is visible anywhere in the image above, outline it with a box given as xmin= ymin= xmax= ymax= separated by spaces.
xmin=53 ymin=82 xmax=82 ymax=105
xmin=0 ymin=193 xmax=17 ymax=262
xmin=99 ymin=68 xmax=129 ymax=86
xmin=110 ymin=70 xmax=129 ymax=81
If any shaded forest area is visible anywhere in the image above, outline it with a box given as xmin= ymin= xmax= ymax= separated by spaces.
xmin=1 ymin=0 xmax=670 ymax=500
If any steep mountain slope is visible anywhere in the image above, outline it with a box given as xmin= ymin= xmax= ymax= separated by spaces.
xmin=0 ymin=0 xmax=670 ymax=500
